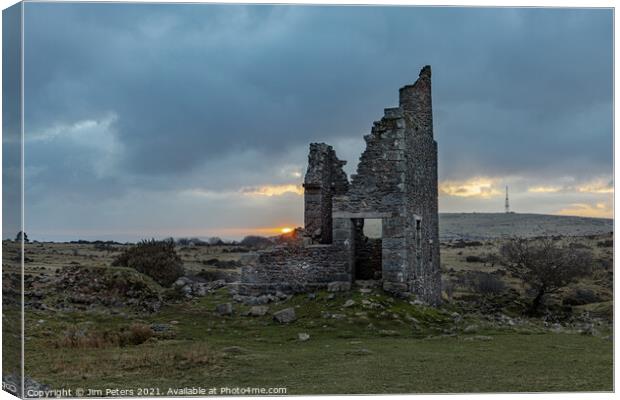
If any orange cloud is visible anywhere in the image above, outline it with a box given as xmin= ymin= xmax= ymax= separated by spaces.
xmin=556 ymin=202 xmax=613 ymax=219
xmin=528 ymin=186 xmax=562 ymax=193
xmin=576 ymin=179 xmax=614 ymax=194
xmin=528 ymin=178 xmax=613 ymax=195
xmin=439 ymin=177 xmax=502 ymax=198
xmin=241 ymin=184 xmax=304 ymax=197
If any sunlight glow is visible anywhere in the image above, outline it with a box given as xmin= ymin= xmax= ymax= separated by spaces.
xmin=439 ymin=177 xmax=502 ymax=198
xmin=556 ymin=201 xmax=613 ymax=219
xmin=281 ymin=227 xmax=293 ymax=234
xmin=528 ymin=186 xmax=562 ymax=193
xmin=241 ymin=184 xmax=304 ymax=197
xmin=576 ymin=180 xmax=614 ymax=194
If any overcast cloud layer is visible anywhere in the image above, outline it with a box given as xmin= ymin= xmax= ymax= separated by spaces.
xmin=14 ymin=4 xmax=613 ymax=241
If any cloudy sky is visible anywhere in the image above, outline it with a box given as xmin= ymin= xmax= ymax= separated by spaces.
xmin=11 ymin=3 xmax=614 ymax=241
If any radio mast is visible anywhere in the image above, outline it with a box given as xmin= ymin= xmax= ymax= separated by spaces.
xmin=505 ymin=186 xmax=510 ymax=213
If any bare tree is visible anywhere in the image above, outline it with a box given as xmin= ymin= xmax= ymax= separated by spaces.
xmin=499 ymin=237 xmax=592 ymax=315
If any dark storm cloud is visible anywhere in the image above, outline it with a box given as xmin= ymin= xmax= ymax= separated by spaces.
xmin=24 ymin=5 xmax=612 ymax=181
xmin=19 ymin=4 xmax=613 ymax=239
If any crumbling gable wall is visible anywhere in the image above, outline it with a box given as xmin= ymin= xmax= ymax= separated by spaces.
xmin=331 ymin=65 xmax=440 ymax=304
xmin=303 ymin=144 xmax=349 ymax=244
xmin=401 ymin=66 xmax=441 ymax=304
xmin=331 ymin=105 xmax=410 ymax=295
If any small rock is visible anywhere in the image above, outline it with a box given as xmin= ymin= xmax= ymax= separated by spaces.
xmin=273 ymin=307 xmax=296 ymax=323
xmin=343 ymin=299 xmax=356 ymax=308
xmin=463 ymin=324 xmax=478 ymax=333
xmin=379 ymin=329 xmax=399 ymax=336
xmin=232 ymin=294 xmax=244 ymax=303
xmin=181 ymin=285 xmax=193 ymax=296
xmin=298 ymin=332 xmax=310 ymax=341
xmin=173 ymin=277 xmax=191 ymax=288
xmin=249 ymin=305 xmax=269 ymax=317
xmin=215 ymin=303 xmax=233 ymax=316
xmin=347 ymin=348 xmax=372 ymax=356
xmin=150 ymin=323 xmax=172 ymax=332
xmin=464 ymin=335 xmax=493 ymax=341
xmin=451 ymin=312 xmax=462 ymax=323
xmin=327 ymin=281 xmax=351 ymax=292
xmin=193 ymin=283 xmax=209 ymax=296
xmin=359 ymin=288 xmax=372 ymax=294
xmin=307 ymin=293 xmax=317 ymax=300
xmin=207 ymin=280 xmax=226 ymax=291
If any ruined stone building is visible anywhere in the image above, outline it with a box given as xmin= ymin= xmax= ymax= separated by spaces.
xmin=240 ymin=66 xmax=441 ymax=304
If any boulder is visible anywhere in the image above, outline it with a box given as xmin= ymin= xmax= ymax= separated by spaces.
xmin=249 ymin=305 xmax=269 ymax=317
xmin=298 ymin=332 xmax=310 ymax=341
xmin=215 ymin=303 xmax=233 ymax=316
xmin=275 ymin=291 xmax=289 ymax=300
xmin=463 ymin=324 xmax=478 ymax=333
xmin=273 ymin=307 xmax=296 ymax=323
xmin=173 ymin=277 xmax=192 ymax=288
xmin=343 ymin=299 xmax=356 ymax=308
xmin=327 ymin=281 xmax=351 ymax=292
xmin=207 ymin=280 xmax=226 ymax=291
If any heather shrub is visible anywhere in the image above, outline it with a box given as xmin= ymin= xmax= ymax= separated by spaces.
xmin=112 ymin=239 xmax=184 ymax=287
xmin=474 ymin=273 xmax=506 ymax=295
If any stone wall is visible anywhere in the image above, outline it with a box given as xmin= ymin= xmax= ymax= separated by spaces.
xmin=303 ymin=144 xmax=349 ymax=244
xmin=332 ymin=107 xmax=406 ymax=216
xmin=402 ymin=66 xmax=441 ymax=305
xmin=238 ymin=244 xmax=350 ymax=296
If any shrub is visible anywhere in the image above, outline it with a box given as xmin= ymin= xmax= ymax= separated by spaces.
xmin=465 ymin=255 xmax=484 ymax=263
xmin=500 ymin=237 xmax=592 ymax=314
xmin=474 ymin=273 xmax=506 ymax=295
xmin=55 ymin=324 xmax=154 ymax=349
xmin=112 ymin=239 xmax=184 ymax=287
xmin=123 ymin=323 xmax=154 ymax=345
xmin=55 ymin=327 xmax=114 ymax=349
xmin=597 ymin=239 xmax=613 ymax=248
xmin=240 ymin=235 xmax=273 ymax=249
xmin=562 ymin=288 xmax=602 ymax=306
xmin=452 ymin=240 xmax=483 ymax=248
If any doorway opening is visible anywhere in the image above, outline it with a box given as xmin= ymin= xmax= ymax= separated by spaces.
xmin=353 ymin=218 xmax=382 ymax=281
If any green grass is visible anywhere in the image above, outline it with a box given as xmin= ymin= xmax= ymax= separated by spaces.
xmin=23 ymin=288 xmax=612 ymax=394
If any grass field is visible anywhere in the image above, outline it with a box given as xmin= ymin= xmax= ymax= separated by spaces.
xmin=5 ymin=229 xmax=613 ymax=395
xmin=22 ymin=287 xmax=613 ymax=394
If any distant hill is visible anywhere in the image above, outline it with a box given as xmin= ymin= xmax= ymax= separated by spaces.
xmin=438 ymin=213 xmax=613 ymax=241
